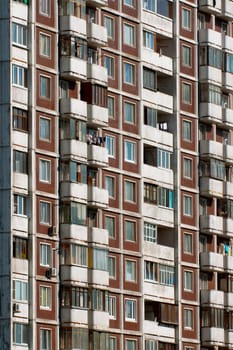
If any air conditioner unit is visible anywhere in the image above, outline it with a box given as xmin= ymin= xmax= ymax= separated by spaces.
xmin=48 ymin=226 xmax=57 ymax=237
xmin=13 ymin=303 xmax=20 ymax=313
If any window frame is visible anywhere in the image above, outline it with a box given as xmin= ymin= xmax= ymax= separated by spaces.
xmin=183 ymin=195 xmax=193 ymax=217
xmin=109 ymin=256 xmax=116 ymax=279
xmin=40 ymin=328 xmax=52 ymax=350
xmin=123 ymin=23 xmax=135 ymax=47
xmin=184 ymin=270 xmax=193 ymax=291
xmin=107 ymin=96 xmax=115 ymax=119
xmin=105 ymin=216 xmax=116 ymax=239
xmin=182 ymin=8 xmax=191 ymax=31
xmin=39 ymin=158 xmax=51 ymax=183
xmin=183 ymin=157 xmax=193 ymax=179
xmin=182 ymin=44 xmax=192 ymax=67
xmin=105 ymin=135 xmax=115 ymax=158
xmin=104 ymin=55 xmax=114 ymax=79
xmin=183 ymin=120 xmax=192 ymax=142
xmin=39 ymin=116 xmax=51 ymax=141
xmin=104 ymin=15 xmax=114 ymax=39
xmin=125 ymin=299 xmax=137 ymax=321
xmin=143 ymin=30 xmax=154 ymax=50
xmin=109 ymin=296 xmax=116 ymax=319
xmin=182 ymin=82 xmax=192 ymax=104
xmin=144 ymin=222 xmax=157 ymax=243
xmin=13 ymin=322 xmax=28 ymax=345
xmin=40 ymin=201 xmax=51 ymax=225
xmin=40 ymin=285 xmax=52 ymax=310
xmin=40 ymin=243 xmax=51 ymax=267
xmin=124 ymin=101 xmax=135 ymax=124
xmin=12 ymin=64 xmax=27 ymax=87
xmin=125 ymin=259 xmax=137 ymax=282
xmin=39 ymin=32 xmax=51 ymax=58
xmin=184 ymin=308 xmax=194 ymax=329
xmin=105 ymin=175 xmax=116 ymax=199
xmin=124 ymin=62 xmax=135 ymax=85
xmin=125 ymin=220 xmax=136 ymax=242
xmin=12 ymin=22 xmax=27 ymax=47
xmin=124 ymin=140 xmax=136 ymax=163
xmin=124 ymin=180 xmax=136 ymax=203
xmin=40 ymin=0 xmax=51 ymax=17
xmin=40 ymin=75 xmax=51 ymax=99
xmin=184 ymin=232 xmax=193 ymax=254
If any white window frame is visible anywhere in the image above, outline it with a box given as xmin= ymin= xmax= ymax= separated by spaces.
xmin=40 ymin=285 xmax=52 ymax=309
xmin=109 ymin=256 xmax=116 ymax=279
xmin=183 ymin=195 xmax=193 ymax=217
xmin=183 ymin=120 xmax=192 ymax=141
xmin=182 ymin=82 xmax=192 ymax=104
xmin=106 ymin=135 xmax=115 ymax=158
xmin=40 ymin=328 xmax=52 ymax=350
xmin=125 ymin=260 xmax=136 ymax=282
xmin=13 ymin=323 xmax=28 ymax=345
xmin=109 ymin=296 xmax=116 ymax=319
xmin=182 ymin=45 xmax=192 ymax=67
xmin=182 ymin=8 xmax=191 ymax=30
xmin=184 ymin=270 xmax=193 ymax=291
xmin=157 ymin=149 xmax=170 ymax=169
xmin=143 ymin=30 xmax=154 ymax=50
xmin=124 ymin=62 xmax=135 ymax=85
xmin=184 ymin=232 xmax=193 ymax=254
xmin=183 ymin=157 xmax=193 ymax=179
xmin=125 ymin=220 xmax=136 ymax=241
xmin=144 ymin=222 xmax=157 ymax=243
xmin=109 ymin=337 xmax=116 ymax=350
xmin=108 ymin=96 xmax=115 ymax=118
xmin=39 ymin=159 xmax=51 ymax=183
xmin=12 ymin=64 xmax=27 ymax=87
xmin=40 ymin=201 xmax=51 ymax=225
xmin=14 ymin=194 xmax=27 ymax=216
xmin=184 ymin=308 xmax=193 ymax=329
xmin=104 ymin=55 xmax=114 ymax=78
xmin=40 ymin=0 xmax=50 ymax=16
xmin=40 ymin=75 xmax=51 ymax=99
xmin=125 ymin=299 xmax=136 ymax=321
xmin=13 ymin=280 xmax=28 ymax=301
xmin=105 ymin=216 xmax=115 ymax=239
xmin=105 ymin=175 xmax=115 ymax=198
xmin=39 ymin=33 xmax=51 ymax=57
xmin=124 ymin=101 xmax=135 ymax=124
xmin=125 ymin=180 xmax=136 ymax=203
xmin=12 ymin=22 xmax=27 ymax=47
xmin=40 ymin=243 xmax=51 ymax=267
xmin=124 ymin=140 xmax=136 ymax=163
xmin=123 ymin=23 xmax=135 ymax=46
xmin=126 ymin=339 xmax=137 ymax=350
xmin=104 ymin=16 xmax=114 ymax=38
xmin=40 ymin=116 xmax=51 ymax=141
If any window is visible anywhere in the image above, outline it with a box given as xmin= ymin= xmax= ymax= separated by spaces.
xmin=143 ymin=67 xmax=156 ymax=91
xmin=61 ymin=202 xmax=86 ymax=225
xmin=183 ymin=195 xmax=192 ymax=216
xmin=40 ymin=244 xmax=51 ymax=266
xmin=124 ymin=102 xmax=135 ymax=124
xmin=40 ymin=0 xmax=50 ymax=16
xmin=145 ymin=340 xmax=157 ymax=350
xmin=13 ymin=280 xmax=28 ymax=301
xmin=40 ymin=75 xmax=51 ymax=99
xmin=90 ymin=289 xmax=109 ymax=312
xmin=66 ymin=244 xmax=87 ymax=266
xmin=125 ymin=180 xmax=136 ymax=202
xmin=159 ymin=264 xmax=175 ymax=285
xmin=106 ymin=135 xmax=115 ymax=157
xmin=124 ymin=62 xmax=135 ymax=85
xmin=184 ymin=308 xmax=193 ymax=329
xmin=124 ymin=0 xmax=134 ymax=6
xmin=158 ymin=187 xmax=173 ymax=208
xmin=13 ymin=107 xmax=28 ymax=131
xmin=93 ymin=248 xmax=108 ymax=271
xmin=105 ymin=176 xmax=115 ymax=198
xmin=144 ymin=106 xmax=156 ymax=127
xmin=144 ymin=222 xmax=157 ymax=243
xmin=182 ymin=45 xmax=191 ymax=66
xmin=158 ymin=149 xmax=170 ymax=169
xmin=144 ymin=183 xmax=157 ymax=204
xmin=109 ymin=337 xmax=116 ymax=350
xmin=125 ymin=220 xmax=136 ymax=241
xmin=184 ymin=233 xmax=193 ymax=254
xmin=108 ymin=96 xmax=115 ymax=118
xmin=104 ymin=56 xmax=114 ymax=78
xmin=109 ymin=256 xmax=116 ymax=278
xmin=182 ymin=82 xmax=192 ymax=104
xmin=143 ymin=0 xmax=155 ymax=11
xmin=12 ymin=64 xmax=27 ymax=87
xmin=40 ymin=329 xmax=51 ymax=350
xmin=123 ymin=23 xmax=135 ymax=46
xmin=104 ymin=16 xmax=114 ymax=38
xmin=40 ymin=117 xmax=51 ymax=141
xmin=125 ymin=299 xmax=136 ymax=321
xmin=13 ymin=323 xmax=28 ymax=345
xmin=39 ymin=159 xmax=51 ymax=183
xmin=40 ymin=286 xmax=51 ymax=309
xmin=105 ymin=216 xmax=115 ymax=238
xmin=14 ymin=194 xmax=27 ymax=216
xmin=109 ymin=296 xmax=116 ymax=319
xmin=184 ymin=271 xmax=193 ymax=291
xmin=183 ymin=120 xmax=192 ymax=141
xmin=143 ymin=31 xmax=154 ymax=50
xmin=182 ymin=8 xmax=191 ymax=30
xmin=125 ymin=141 xmax=136 ymax=162
xmin=126 ymin=260 xmax=136 ymax=281
xmin=126 ymin=339 xmax=136 ymax=350
xmin=40 ymin=33 xmax=51 ymax=57
xmin=183 ymin=157 xmax=192 ymax=178
xmin=61 ymin=286 xmax=88 ymax=308
xmin=145 ymin=261 xmax=157 ymax=281
xmin=13 ymin=237 xmax=28 ymax=259
xmin=13 ymin=150 xmax=28 ymax=173
xmin=200 ymin=46 xmax=222 ymax=69
xmin=40 ymin=201 xmax=51 ymax=225
xmin=12 ymin=22 xmax=27 ymax=47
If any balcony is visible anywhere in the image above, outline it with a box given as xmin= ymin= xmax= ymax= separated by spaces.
xmin=142 ymin=126 xmax=173 ymax=148
xmin=87 ymin=104 xmax=108 ymax=127
xmin=87 ymin=144 xmax=108 ymax=167
xmin=60 ymin=224 xmax=88 ymax=241
xmin=12 ymin=258 xmax=28 ymax=275
xmin=223 ymin=108 xmax=233 ymax=128
xmin=200 ymin=252 xmax=224 ymax=271
xmin=199 ymin=103 xmax=222 ymax=124
xmin=223 ymin=35 xmax=233 ymax=53
xmin=12 ymin=86 xmax=28 ymax=106
xmin=223 ymin=182 xmax=233 ymax=198
xmin=86 ymin=0 xmax=108 ymax=7
xmin=89 ymin=310 xmax=109 ymax=329
xmin=88 ymin=186 xmax=108 ymax=208
xmin=87 ymin=63 xmax=108 ymax=85
xmin=201 ymin=327 xmax=225 ymax=346
xmin=222 ymin=72 xmax=233 ymax=92
xmin=88 ymin=269 xmax=109 ymax=286
xmin=144 ymin=320 xmax=175 ymax=340
xmin=59 ymin=16 xmax=86 ymax=36
xmin=199 ymin=29 xmax=222 ymax=47
xmin=143 ymin=203 xmax=174 ymax=227
xmin=13 ymin=173 xmax=28 ymax=191
xmin=200 ymin=215 xmax=223 ymax=235
xmin=60 ymin=182 xmax=88 ymax=202
xmin=224 ymin=292 xmax=233 ymax=309
xmin=60 ymin=139 xmax=87 ymax=162
xmin=12 ymin=302 xmax=28 ymax=319
xmin=142 ymin=89 xmax=173 ymax=114
xmin=199 ymin=0 xmax=222 ymax=14
xmin=60 ymin=98 xmax=87 ymax=118
xmin=200 ymin=289 xmax=224 ymax=307
xmin=60 ymin=56 xmax=87 ymax=81
xmin=142 ymin=164 xmax=173 ymax=187
xmin=144 ymin=281 xmax=175 ymax=300
xmin=225 ymin=330 xmax=233 ymax=346
xmin=222 ymin=0 xmax=233 ymax=20
xmin=12 ymin=1 xmax=28 ymax=21
xmin=199 ymin=66 xmax=222 ymax=85
xmin=88 ymin=227 xmax=108 ymax=246
xmin=87 ymin=22 xmax=107 ymax=47
xmin=61 ymin=307 xmax=88 ymax=324
xmin=12 ymin=215 xmax=28 ymax=233
xmin=224 ymin=144 xmax=233 ymax=164
xmin=199 ymin=177 xmax=223 ymax=198
xmin=142 ymin=11 xmax=173 ymax=38
xmin=224 ymin=255 xmax=233 ymax=272
xmin=142 ymin=48 xmax=173 ymax=76
xmin=143 ymin=242 xmax=174 ymax=263
xmin=12 ymin=130 xmax=28 ymax=149
xmin=12 ymin=46 xmax=28 ymax=64
xmin=199 ymin=140 xmax=223 ymax=159
xmin=60 ymin=265 xmax=88 ymax=283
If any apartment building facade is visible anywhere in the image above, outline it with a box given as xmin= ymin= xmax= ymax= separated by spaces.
xmin=0 ymin=0 xmax=232 ymax=349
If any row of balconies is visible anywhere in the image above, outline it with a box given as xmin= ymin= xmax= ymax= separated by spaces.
xmin=202 ymin=327 xmax=233 ymax=347
xmin=199 ymin=29 xmax=233 ymax=52
xmin=60 ymin=308 xmax=109 ymax=329
xmin=144 ymin=320 xmax=175 ymax=341
xmin=200 ymin=215 xmax=233 ymax=235
xmin=200 ymin=177 xmax=233 ymax=198
xmin=200 ymin=140 xmax=233 ymax=164
xmin=200 ymin=251 xmax=233 ymax=272
xmin=199 ymin=0 xmax=233 ymax=20
xmin=142 ymin=48 xmax=173 ymax=76
xmin=201 ymin=289 xmax=233 ymax=309
xmin=199 ymin=66 xmax=233 ymax=92
xmin=142 ymin=203 xmax=174 ymax=227
xmin=200 ymin=103 xmax=233 ymax=128
xmin=143 ymin=164 xmax=173 ymax=187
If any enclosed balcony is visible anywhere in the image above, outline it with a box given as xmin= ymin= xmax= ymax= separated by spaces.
xmin=200 ymin=289 xmax=224 ymax=307
xmin=87 ymin=63 xmax=108 ymax=85
xmin=12 ymin=0 xmax=28 ymax=21
xmin=143 ymin=242 xmax=174 ymax=263
xmin=61 ymin=307 xmax=88 ymax=324
xmin=87 ymin=104 xmax=108 ymax=127
xmin=60 ymin=98 xmax=87 ymax=119
xmin=201 ymin=327 xmax=225 ymax=346
xmin=144 ymin=281 xmax=175 ymax=300
xmin=88 ymin=269 xmax=109 ymax=286
xmin=223 ymin=107 xmax=233 ymax=128
xmin=60 ymin=224 xmax=88 ymax=241
xmin=144 ymin=320 xmax=175 ymax=340
xmin=89 ymin=310 xmax=109 ymax=329
xmin=60 ymin=56 xmax=87 ymax=81
xmin=199 ymin=0 xmax=222 ymax=14
xmin=88 ymin=227 xmax=108 ymax=246
xmin=142 ymin=48 xmax=173 ymax=76
xmin=222 ymin=72 xmax=233 ymax=92
xmin=60 ymin=182 xmax=88 ymax=202
xmin=199 ymin=140 xmax=223 ymax=159
xmin=142 ymin=11 xmax=173 ymax=38
xmin=88 ymin=186 xmax=108 ymax=208
xmin=12 ymin=258 xmax=28 ymax=275
xmin=222 ymin=0 xmax=233 ymax=20
xmin=199 ymin=66 xmax=222 ymax=85
xmin=87 ymin=22 xmax=107 ymax=47
xmin=60 ymin=140 xmax=87 ymax=162
xmin=200 ymin=252 xmax=224 ymax=272
xmin=60 ymin=265 xmax=88 ymax=283
xmin=87 ymin=144 xmax=108 ymax=167
xmin=199 ymin=29 xmax=222 ymax=47
xmin=60 ymin=16 xmax=86 ymax=36
xmin=12 ymin=215 xmax=28 ymax=233
xmin=12 ymin=86 xmax=28 ymax=106
xmin=143 ymin=203 xmax=174 ymax=227
xmin=199 ymin=103 xmax=222 ymax=123
xmin=142 ymin=125 xmax=173 ymax=148
xmin=142 ymin=90 xmax=173 ymax=114
xmin=13 ymin=173 xmax=28 ymax=191
xmin=143 ymin=164 xmax=173 ymax=186
xmin=200 ymin=215 xmax=223 ymax=235
xmin=199 ymin=177 xmax=223 ymax=198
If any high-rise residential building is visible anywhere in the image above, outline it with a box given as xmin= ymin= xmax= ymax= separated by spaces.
xmin=0 ymin=0 xmax=233 ymax=349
